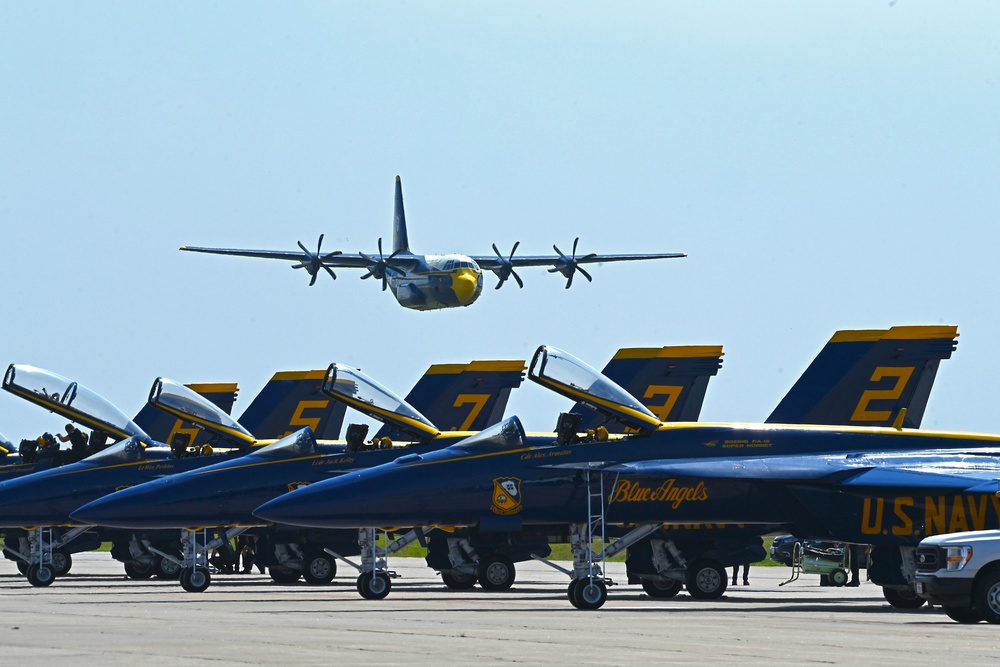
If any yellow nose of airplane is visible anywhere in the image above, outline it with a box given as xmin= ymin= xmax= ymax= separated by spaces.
xmin=453 ymin=267 xmax=483 ymax=305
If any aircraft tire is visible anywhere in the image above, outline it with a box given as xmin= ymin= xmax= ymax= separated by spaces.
xmin=357 ymin=571 xmax=391 ymax=600
xmin=944 ymin=605 xmax=983 ymax=624
xmin=302 ymin=552 xmax=337 ymax=585
xmin=641 ymin=578 xmax=682 ymax=598
xmin=829 ymin=568 xmax=848 ymax=587
xmin=26 ymin=563 xmax=55 ymax=588
xmin=268 ymin=566 xmax=301 ymax=584
xmin=569 ymin=577 xmax=607 ymax=610
xmin=684 ymin=559 xmax=728 ymax=600
xmin=16 ymin=560 xmax=28 ymax=575
xmin=973 ymin=567 xmax=1000 ymax=624
xmin=155 ymin=554 xmax=183 ymax=580
xmin=477 ymin=554 xmax=515 ymax=591
xmin=51 ymin=550 xmax=72 ymax=576
xmin=179 ymin=566 xmax=211 ymax=593
xmin=441 ymin=570 xmax=477 ymax=590
xmin=881 ymin=586 xmax=926 ymax=609
xmin=123 ymin=559 xmax=155 ymax=580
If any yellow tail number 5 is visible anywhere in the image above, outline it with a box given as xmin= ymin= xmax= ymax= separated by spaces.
xmin=850 ymin=367 xmax=914 ymax=422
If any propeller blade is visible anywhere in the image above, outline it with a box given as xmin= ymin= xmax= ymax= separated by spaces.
xmin=512 ymin=271 xmax=524 ymax=289
xmin=578 ymin=266 xmax=593 ymax=283
xmin=322 ymin=265 xmax=337 ymax=281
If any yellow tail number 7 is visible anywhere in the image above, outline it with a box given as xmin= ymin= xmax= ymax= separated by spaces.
xmin=452 ymin=394 xmax=490 ymax=431
xmin=850 ymin=367 xmax=914 ymax=423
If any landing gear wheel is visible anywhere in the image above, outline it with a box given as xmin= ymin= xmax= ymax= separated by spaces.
xmin=268 ymin=566 xmax=301 ymax=584
xmin=26 ymin=563 xmax=55 ymax=587
xmin=302 ymin=553 xmax=337 ymax=585
xmin=973 ymin=568 xmax=1000 ymax=623
xmin=882 ymin=586 xmax=926 ymax=609
xmin=944 ymin=605 xmax=983 ymax=624
xmin=179 ymin=567 xmax=211 ymax=593
xmin=641 ymin=578 xmax=682 ymax=598
xmin=51 ymin=550 xmax=72 ymax=576
xmin=357 ymin=571 xmax=391 ymax=599
xmin=829 ymin=568 xmax=849 ymax=587
xmin=123 ymin=559 xmax=155 ymax=580
xmin=155 ymin=555 xmax=182 ymax=580
xmin=441 ymin=570 xmax=477 ymax=590
xmin=16 ymin=560 xmax=28 ymax=575
xmin=569 ymin=577 xmax=607 ymax=610
xmin=685 ymin=559 xmax=728 ymax=600
xmin=477 ymin=554 xmax=516 ymax=591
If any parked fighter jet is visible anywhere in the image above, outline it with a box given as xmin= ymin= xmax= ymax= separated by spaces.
xmin=0 ymin=365 xmax=344 ymax=585
xmin=181 ymin=176 xmax=686 ymax=311
xmin=253 ymin=338 xmax=995 ymax=609
xmin=69 ymin=359 xmax=526 ymax=592
xmin=69 ymin=346 xmax=722 ymax=593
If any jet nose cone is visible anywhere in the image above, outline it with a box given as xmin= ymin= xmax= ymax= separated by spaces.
xmin=70 ymin=492 xmax=142 ymax=527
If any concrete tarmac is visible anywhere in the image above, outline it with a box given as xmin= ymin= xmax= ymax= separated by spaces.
xmin=2 ymin=553 xmax=996 ymax=665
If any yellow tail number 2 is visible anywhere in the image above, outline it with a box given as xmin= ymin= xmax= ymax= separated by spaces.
xmin=850 ymin=367 xmax=914 ymax=423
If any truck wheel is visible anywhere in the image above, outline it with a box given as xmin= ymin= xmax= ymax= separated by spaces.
xmin=944 ymin=606 xmax=983 ymax=624
xmin=973 ymin=569 xmax=1000 ymax=624
xmin=882 ymin=586 xmax=926 ymax=609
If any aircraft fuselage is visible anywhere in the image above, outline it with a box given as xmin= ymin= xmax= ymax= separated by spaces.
xmin=388 ymin=254 xmax=484 ymax=311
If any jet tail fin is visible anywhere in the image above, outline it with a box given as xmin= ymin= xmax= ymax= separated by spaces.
xmin=392 ymin=175 xmax=410 ymax=254
xmin=766 ymin=325 xmax=959 ymax=427
xmin=374 ymin=360 xmax=526 ymax=440
xmin=134 ymin=382 xmax=239 ymax=449
xmin=238 ymin=370 xmax=347 ymax=440
xmin=573 ymin=345 xmax=725 ymax=433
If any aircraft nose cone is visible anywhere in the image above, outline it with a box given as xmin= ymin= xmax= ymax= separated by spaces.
xmin=452 ymin=268 xmax=482 ymax=305
xmin=254 ymin=471 xmax=370 ymax=528
xmin=71 ymin=489 xmax=149 ymax=527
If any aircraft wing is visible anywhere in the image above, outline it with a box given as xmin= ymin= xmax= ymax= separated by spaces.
xmin=180 ymin=246 xmax=393 ymax=269
xmin=473 ymin=252 xmax=686 ymax=270
xmin=579 ymin=453 xmax=1000 ymax=492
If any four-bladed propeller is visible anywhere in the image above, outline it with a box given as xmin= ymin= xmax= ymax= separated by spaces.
xmin=491 ymin=242 xmax=524 ymax=290
xmin=291 ymin=234 xmax=342 ymax=286
xmin=549 ymin=237 xmax=596 ymax=289
xmin=360 ymin=238 xmax=405 ymax=291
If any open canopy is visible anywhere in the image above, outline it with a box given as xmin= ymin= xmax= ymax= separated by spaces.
xmin=3 ymin=364 xmax=148 ymax=441
xmin=322 ymin=363 xmax=440 ymax=440
xmin=148 ymin=377 xmax=256 ymax=447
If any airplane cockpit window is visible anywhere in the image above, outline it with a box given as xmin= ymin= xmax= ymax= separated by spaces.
xmin=85 ymin=435 xmax=147 ymax=465
xmin=323 ymin=364 xmax=440 ymax=440
xmin=149 ymin=378 xmax=254 ymax=443
xmin=454 ymin=416 xmax=526 ymax=452
xmin=3 ymin=364 xmax=148 ymax=440
xmin=251 ymin=428 xmax=317 ymax=459
xmin=528 ymin=346 xmax=661 ymax=431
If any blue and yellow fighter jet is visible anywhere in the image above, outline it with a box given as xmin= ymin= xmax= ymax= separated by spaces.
xmin=0 ymin=365 xmax=346 ymax=585
xmin=181 ymin=176 xmax=686 ymax=311
xmin=70 ymin=346 xmax=721 ymax=593
xmin=0 ymin=359 xmax=525 ymax=589
xmin=253 ymin=335 xmax=999 ymax=609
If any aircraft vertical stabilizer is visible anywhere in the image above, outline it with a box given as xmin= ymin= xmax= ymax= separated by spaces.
xmin=573 ymin=346 xmax=725 ymax=433
xmin=374 ymin=360 xmax=526 ymax=440
xmin=766 ymin=325 xmax=958 ymax=427
xmin=392 ymin=175 xmax=410 ymax=254
xmin=238 ymin=370 xmax=346 ymax=440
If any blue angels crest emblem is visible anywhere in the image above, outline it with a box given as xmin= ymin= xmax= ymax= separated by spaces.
xmin=491 ymin=477 xmax=522 ymax=515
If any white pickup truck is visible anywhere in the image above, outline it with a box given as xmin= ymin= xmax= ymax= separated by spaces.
xmin=913 ymin=529 xmax=1000 ymax=624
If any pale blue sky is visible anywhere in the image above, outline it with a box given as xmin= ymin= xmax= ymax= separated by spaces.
xmin=2 ymin=2 xmax=998 ymax=442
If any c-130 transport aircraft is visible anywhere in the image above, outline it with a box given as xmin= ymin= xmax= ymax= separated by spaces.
xmin=181 ymin=176 xmax=685 ymax=311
